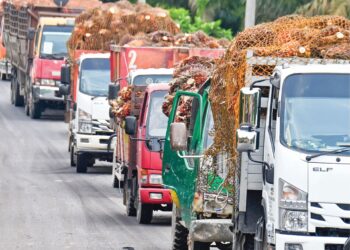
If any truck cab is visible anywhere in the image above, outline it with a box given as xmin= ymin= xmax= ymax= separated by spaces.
xmin=27 ymin=17 xmax=75 ymax=118
xmin=163 ymin=82 xmax=234 ymax=250
xmin=64 ymin=53 xmax=114 ymax=173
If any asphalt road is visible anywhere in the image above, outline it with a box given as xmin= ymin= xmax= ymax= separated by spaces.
xmin=0 ymin=80 xmax=171 ymax=250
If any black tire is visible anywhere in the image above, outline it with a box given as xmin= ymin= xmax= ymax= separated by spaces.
xmin=12 ymin=78 xmax=24 ymax=107
xmin=193 ymin=242 xmax=210 ymax=250
xmin=76 ymin=154 xmax=88 ymax=173
xmin=1 ymin=73 xmax=6 ymax=80
xmin=171 ymin=206 xmax=188 ymax=250
xmin=125 ymin=178 xmax=136 ymax=216
xmin=30 ymin=101 xmax=41 ymax=119
xmin=216 ymin=242 xmax=233 ymax=250
xmin=70 ymin=145 xmax=76 ymax=167
xmin=243 ymin=234 xmax=255 ymax=250
xmin=136 ymin=195 xmax=153 ymax=224
xmin=113 ymin=174 xmax=124 ymax=188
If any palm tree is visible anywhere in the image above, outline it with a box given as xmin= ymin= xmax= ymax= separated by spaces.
xmin=296 ymin=0 xmax=350 ymax=18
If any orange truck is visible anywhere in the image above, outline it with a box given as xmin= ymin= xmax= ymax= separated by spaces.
xmin=108 ymin=45 xmax=225 ymax=223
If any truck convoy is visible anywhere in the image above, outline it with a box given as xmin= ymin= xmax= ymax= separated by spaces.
xmin=2 ymin=0 xmax=82 ymax=118
xmin=163 ymin=15 xmax=350 ymax=250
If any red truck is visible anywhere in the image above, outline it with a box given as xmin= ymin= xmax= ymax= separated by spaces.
xmin=108 ymin=46 xmax=225 ymax=224
xmin=2 ymin=1 xmax=81 ymax=118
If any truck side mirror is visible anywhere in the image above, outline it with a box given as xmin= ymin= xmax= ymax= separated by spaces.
xmin=108 ymin=84 xmax=120 ymax=100
xmin=125 ymin=116 xmax=137 ymax=135
xmin=239 ymin=87 xmax=261 ymax=129
xmin=58 ymin=84 xmax=70 ymax=96
xmin=27 ymin=28 xmax=36 ymax=41
xmin=170 ymin=122 xmax=187 ymax=151
xmin=236 ymin=125 xmax=259 ymax=152
xmin=61 ymin=65 xmax=71 ymax=85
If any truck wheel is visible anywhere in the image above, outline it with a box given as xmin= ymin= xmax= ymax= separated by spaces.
xmin=136 ymin=194 xmax=153 ymax=224
xmin=76 ymin=154 xmax=88 ymax=173
xmin=1 ymin=73 xmax=6 ymax=80
xmin=70 ymin=144 xmax=76 ymax=167
xmin=29 ymin=90 xmax=41 ymax=119
xmin=193 ymin=242 xmax=210 ymax=250
xmin=125 ymin=178 xmax=136 ymax=216
xmin=243 ymin=234 xmax=255 ymax=250
xmin=12 ymin=77 xmax=24 ymax=107
xmin=171 ymin=205 xmax=188 ymax=250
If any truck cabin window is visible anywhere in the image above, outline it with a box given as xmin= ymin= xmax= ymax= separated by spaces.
xmin=133 ymin=74 xmax=172 ymax=86
xmin=79 ymin=58 xmax=111 ymax=97
xmin=203 ymin=104 xmax=214 ymax=150
xmin=40 ymin=25 xmax=73 ymax=59
xmin=281 ymin=73 xmax=350 ymax=153
xmin=147 ymin=90 xmax=169 ymax=138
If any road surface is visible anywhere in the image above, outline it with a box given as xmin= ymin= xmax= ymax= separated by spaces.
xmin=0 ymin=80 xmax=171 ymax=250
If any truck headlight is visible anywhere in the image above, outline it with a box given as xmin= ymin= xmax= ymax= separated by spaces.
xmin=279 ymin=179 xmax=308 ymax=232
xmin=35 ymin=79 xmax=56 ymax=86
xmin=149 ymin=174 xmax=162 ymax=185
xmin=78 ymin=109 xmax=92 ymax=134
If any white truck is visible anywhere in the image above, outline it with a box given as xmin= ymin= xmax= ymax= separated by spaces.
xmin=61 ymin=53 xmax=114 ymax=173
xmin=234 ymin=53 xmax=350 ymax=249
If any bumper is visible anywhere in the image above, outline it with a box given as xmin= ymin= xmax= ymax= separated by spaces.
xmin=76 ymin=133 xmax=111 ymax=151
xmin=139 ymin=188 xmax=172 ymax=204
xmin=276 ymin=233 xmax=347 ymax=249
xmin=33 ymin=86 xmax=63 ymax=102
xmin=189 ymin=219 xmax=233 ymax=243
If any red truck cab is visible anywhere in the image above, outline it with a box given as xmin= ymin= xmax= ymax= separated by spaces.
xmin=131 ymin=84 xmax=172 ymax=223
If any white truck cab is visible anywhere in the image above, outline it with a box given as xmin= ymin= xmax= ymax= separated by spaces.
xmin=235 ymin=55 xmax=350 ymax=250
xmin=70 ymin=53 xmax=114 ymax=173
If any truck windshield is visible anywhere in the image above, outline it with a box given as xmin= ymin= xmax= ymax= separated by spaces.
xmin=203 ymin=104 xmax=214 ymax=149
xmin=281 ymin=73 xmax=350 ymax=153
xmin=40 ymin=25 xmax=73 ymax=59
xmin=133 ymin=74 xmax=172 ymax=86
xmin=147 ymin=90 xmax=169 ymax=137
xmin=79 ymin=58 xmax=110 ymax=97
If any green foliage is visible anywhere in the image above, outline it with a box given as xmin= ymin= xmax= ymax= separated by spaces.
xmin=296 ymin=0 xmax=350 ymax=18
xmin=169 ymin=8 xmax=233 ymax=39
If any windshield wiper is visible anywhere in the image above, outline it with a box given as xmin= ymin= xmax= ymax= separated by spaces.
xmin=306 ymin=144 xmax=350 ymax=161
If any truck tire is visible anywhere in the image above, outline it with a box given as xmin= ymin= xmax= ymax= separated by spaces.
xmin=11 ymin=77 xmax=24 ymax=107
xmin=193 ymin=242 xmax=210 ymax=250
xmin=70 ymin=144 xmax=76 ymax=167
xmin=243 ymin=234 xmax=255 ymax=250
xmin=171 ymin=205 xmax=188 ymax=250
xmin=76 ymin=154 xmax=88 ymax=173
xmin=136 ymin=194 xmax=153 ymax=224
xmin=30 ymin=101 xmax=41 ymax=119
xmin=2 ymin=73 xmax=6 ymax=80
xmin=125 ymin=178 xmax=136 ymax=216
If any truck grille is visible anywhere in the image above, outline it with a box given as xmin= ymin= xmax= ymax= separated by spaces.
xmin=310 ymin=202 xmax=350 ymax=229
xmin=325 ymin=244 xmax=344 ymax=250
xmin=92 ymin=119 xmax=114 ymax=135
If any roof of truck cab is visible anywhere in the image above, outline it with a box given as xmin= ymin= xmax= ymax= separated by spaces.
xmin=39 ymin=17 xmax=75 ymax=26
xmin=145 ymin=83 xmax=170 ymax=93
xmin=129 ymin=68 xmax=174 ymax=77
xmin=79 ymin=53 xmax=110 ymax=61
xmin=276 ymin=63 xmax=350 ymax=76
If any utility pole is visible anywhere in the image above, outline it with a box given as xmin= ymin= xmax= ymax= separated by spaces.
xmin=244 ymin=0 xmax=256 ymax=29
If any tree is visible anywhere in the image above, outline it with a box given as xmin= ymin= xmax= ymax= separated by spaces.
xmin=296 ymin=0 xmax=350 ymax=18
